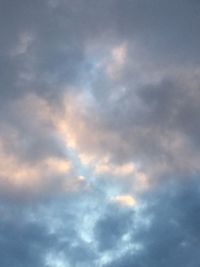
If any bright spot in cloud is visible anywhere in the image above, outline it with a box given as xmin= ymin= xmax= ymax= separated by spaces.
xmin=78 ymin=175 xmax=86 ymax=181
xmin=107 ymin=43 xmax=127 ymax=79
xmin=111 ymin=195 xmax=137 ymax=207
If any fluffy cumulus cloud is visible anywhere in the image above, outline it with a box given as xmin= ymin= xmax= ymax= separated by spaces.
xmin=1 ymin=0 xmax=200 ymax=266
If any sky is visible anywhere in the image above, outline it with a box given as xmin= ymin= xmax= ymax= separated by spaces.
xmin=1 ymin=0 xmax=200 ymax=266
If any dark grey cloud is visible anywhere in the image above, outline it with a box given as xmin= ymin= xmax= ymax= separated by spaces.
xmin=1 ymin=0 xmax=200 ymax=170
xmin=113 ymin=0 xmax=200 ymax=63
xmin=1 ymin=0 xmax=199 ymax=104
xmin=97 ymin=77 xmax=200 ymax=175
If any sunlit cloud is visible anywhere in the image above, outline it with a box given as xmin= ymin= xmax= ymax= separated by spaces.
xmin=111 ymin=195 xmax=137 ymax=207
xmin=95 ymin=161 xmax=135 ymax=176
xmin=0 ymin=147 xmax=72 ymax=190
xmin=106 ymin=43 xmax=127 ymax=80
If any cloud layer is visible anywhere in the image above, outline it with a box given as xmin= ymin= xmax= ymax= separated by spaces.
xmin=1 ymin=0 xmax=200 ymax=266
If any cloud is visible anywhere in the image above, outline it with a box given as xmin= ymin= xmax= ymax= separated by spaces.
xmin=0 ymin=194 xmax=99 ymax=267
xmin=111 ymin=195 xmax=137 ymax=207
xmin=95 ymin=161 xmax=135 ymax=176
xmin=94 ymin=204 xmax=135 ymax=252
xmin=103 ymin=177 xmax=200 ymax=267
xmin=106 ymin=43 xmax=127 ymax=80
xmin=1 ymin=0 xmax=200 ymax=266
xmin=0 ymin=93 xmax=88 ymax=195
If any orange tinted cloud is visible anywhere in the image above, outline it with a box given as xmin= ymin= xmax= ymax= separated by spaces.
xmin=112 ymin=195 xmax=137 ymax=207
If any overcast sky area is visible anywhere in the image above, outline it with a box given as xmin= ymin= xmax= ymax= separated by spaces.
xmin=1 ymin=0 xmax=200 ymax=266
